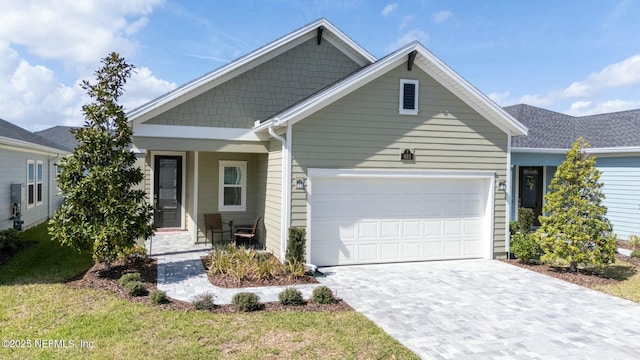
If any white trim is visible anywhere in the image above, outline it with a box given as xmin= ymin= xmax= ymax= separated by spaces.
xmin=399 ymin=79 xmax=419 ymax=115
xmin=306 ymin=168 xmax=496 ymax=261
xmin=150 ymin=151 xmax=186 ymax=229
xmin=268 ymin=126 xmax=289 ymax=259
xmin=128 ymin=18 xmax=375 ymax=125
xmin=283 ymin=122 xmax=293 ymax=259
xmin=36 ymin=160 xmax=43 ymax=206
xmin=512 ymin=146 xmax=640 ymax=155
xmin=0 ymin=136 xmax=68 ymax=156
xmin=191 ymin=151 xmax=199 ymax=243
xmin=134 ymin=124 xmax=264 ymax=141
xmin=218 ymin=160 xmax=248 ymax=212
xmin=505 ymin=134 xmax=512 ymax=255
xmin=26 ymin=160 xmax=35 ymax=209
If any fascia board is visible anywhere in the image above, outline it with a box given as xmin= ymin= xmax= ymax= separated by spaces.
xmin=412 ymin=43 xmax=528 ymax=137
xmin=0 ymin=136 xmax=69 ymax=155
xmin=133 ymin=124 xmax=264 ymax=141
xmin=512 ymin=146 xmax=640 ymax=155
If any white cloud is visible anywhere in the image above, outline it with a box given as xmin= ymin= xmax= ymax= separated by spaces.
xmin=0 ymin=0 xmax=166 ymax=130
xmin=399 ymin=15 xmax=414 ymax=31
xmin=381 ymin=3 xmax=398 ymax=16
xmin=566 ymin=99 xmax=640 ymax=116
xmin=122 ymin=66 xmax=177 ymax=112
xmin=387 ymin=29 xmax=429 ymax=51
xmin=433 ymin=10 xmax=453 ymax=24
xmin=488 ymin=91 xmax=511 ymax=105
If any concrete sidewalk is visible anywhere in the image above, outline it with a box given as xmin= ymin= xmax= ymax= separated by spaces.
xmin=146 ymin=232 xmax=321 ymax=304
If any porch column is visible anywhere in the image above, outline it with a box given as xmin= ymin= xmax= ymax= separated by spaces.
xmin=191 ymin=151 xmax=199 ymax=242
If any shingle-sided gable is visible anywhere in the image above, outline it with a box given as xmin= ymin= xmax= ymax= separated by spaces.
xmin=144 ymin=37 xmax=362 ymax=129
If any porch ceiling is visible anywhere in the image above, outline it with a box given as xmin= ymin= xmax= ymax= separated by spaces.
xmin=134 ymin=137 xmax=269 ymax=153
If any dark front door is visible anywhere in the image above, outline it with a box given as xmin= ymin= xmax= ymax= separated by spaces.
xmin=154 ymin=156 xmax=182 ymax=228
xmin=519 ymin=166 xmax=543 ymax=226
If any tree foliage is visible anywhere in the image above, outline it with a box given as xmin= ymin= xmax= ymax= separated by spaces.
xmin=537 ymin=138 xmax=615 ymax=271
xmin=49 ymin=52 xmax=154 ymax=269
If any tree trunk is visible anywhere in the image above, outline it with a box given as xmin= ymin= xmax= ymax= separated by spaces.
xmin=569 ymin=261 xmax=578 ymax=272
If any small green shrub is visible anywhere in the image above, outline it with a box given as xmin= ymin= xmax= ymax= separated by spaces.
xmin=149 ymin=290 xmax=168 ymax=304
xmin=232 ymin=292 xmax=261 ymax=312
xmin=124 ymin=281 xmax=148 ymax=296
xmin=0 ymin=229 xmax=23 ymax=253
xmin=192 ymin=292 xmax=217 ymax=311
xmin=312 ymin=286 xmax=336 ymax=304
xmin=509 ymin=221 xmax=520 ymax=235
xmin=511 ymin=232 xmax=543 ymax=264
xmin=285 ymin=227 xmax=306 ymax=264
xmin=256 ymin=256 xmax=282 ymax=280
xmin=118 ymin=272 xmax=142 ymax=286
xmin=279 ymin=288 xmax=305 ymax=306
xmin=629 ymin=235 xmax=640 ymax=250
xmin=631 ymin=250 xmax=640 ymax=259
xmin=118 ymin=245 xmax=148 ymax=261
xmin=518 ymin=207 xmax=535 ymax=233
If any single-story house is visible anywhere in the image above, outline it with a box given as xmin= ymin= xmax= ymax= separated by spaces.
xmin=505 ymin=104 xmax=640 ymax=240
xmin=128 ymin=18 xmax=528 ymax=266
xmin=0 ymin=119 xmax=71 ymax=230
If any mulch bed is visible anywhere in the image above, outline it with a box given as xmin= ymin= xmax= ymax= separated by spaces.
xmin=67 ymin=257 xmax=350 ymax=313
xmin=500 ymin=253 xmax=640 ymax=288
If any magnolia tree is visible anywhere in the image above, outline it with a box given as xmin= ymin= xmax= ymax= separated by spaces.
xmin=50 ymin=53 xmax=154 ymax=270
xmin=537 ymin=137 xmax=615 ymax=272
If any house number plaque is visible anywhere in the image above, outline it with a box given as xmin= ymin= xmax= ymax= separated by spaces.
xmin=401 ymin=149 xmax=415 ymax=161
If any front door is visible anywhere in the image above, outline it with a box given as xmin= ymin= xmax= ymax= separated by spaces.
xmin=519 ymin=166 xmax=543 ymax=226
xmin=154 ymin=156 xmax=182 ymax=228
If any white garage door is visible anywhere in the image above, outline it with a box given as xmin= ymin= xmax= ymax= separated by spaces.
xmin=309 ymin=174 xmax=490 ymax=266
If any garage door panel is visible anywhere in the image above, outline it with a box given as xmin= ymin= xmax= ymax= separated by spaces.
xmin=310 ymin=175 xmax=489 ymax=266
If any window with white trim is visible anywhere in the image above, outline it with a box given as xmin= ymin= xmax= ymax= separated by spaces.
xmin=36 ymin=161 xmax=43 ymax=204
xmin=399 ymin=79 xmax=419 ymax=115
xmin=27 ymin=160 xmax=35 ymax=207
xmin=218 ymin=161 xmax=247 ymax=212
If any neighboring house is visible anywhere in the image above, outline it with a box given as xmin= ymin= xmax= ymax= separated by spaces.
xmin=128 ymin=18 xmax=528 ymax=266
xmin=35 ymin=126 xmax=79 ymax=152
xmin=505 ymin=104 xmax=640 ymax=240
xmin=0 ymin=119 xmax=70 ymax=230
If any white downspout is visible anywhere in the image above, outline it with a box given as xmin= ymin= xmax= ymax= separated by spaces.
xmin=506 ymin=133 xmax=512 ymax=259
xmin=268 ymin=125 xmax=290 ymax=260
xmin=48 ymin=153 xmax=62 ymax=218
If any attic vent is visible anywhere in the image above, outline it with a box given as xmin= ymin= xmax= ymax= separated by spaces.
xmin=399 ymin=79 xmax=419 ymax=115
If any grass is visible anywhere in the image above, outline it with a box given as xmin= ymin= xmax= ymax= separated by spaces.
xmin=0 ymin=223 xmax=418 ymax=359
xmin=595 ymin=260 xmax=640 ymax=303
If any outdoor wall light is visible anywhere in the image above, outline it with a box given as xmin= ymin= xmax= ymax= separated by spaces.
xmin=498 ymin=181 xmax=507 ymax=191
xmin=296 ymin=178 xmax=305 ymax=190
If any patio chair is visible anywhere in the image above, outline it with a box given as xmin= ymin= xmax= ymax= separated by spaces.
xmin=204 ymin=213 xmax=232 ymax=246
xmin=234 ymin=216 xmax=261 ymax=248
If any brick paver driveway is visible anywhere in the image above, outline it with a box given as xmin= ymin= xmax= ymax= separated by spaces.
xmin=317 ymin=259 xmax=640 ymax=359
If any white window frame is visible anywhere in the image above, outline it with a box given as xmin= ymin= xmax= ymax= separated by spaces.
xmin=36 ymin=160 xmax=43 ymax=205
xmin=27 ymin=160 xmax=35 ymax=208
xmin=218 ymin=160 xmax=247 ymax=212
xmin=399 ymin=79 xmax=419 ymax=115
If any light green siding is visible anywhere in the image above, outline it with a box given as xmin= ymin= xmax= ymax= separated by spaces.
xmin=145 ymin=38 xmax=361 ymax=128
xmin=263 ymin=139 xmax=283 ymax=256
xmin=195 ymin=152 xmax=267 ymax=244
xmin=290 ymin=64 xmax=509 ymax=257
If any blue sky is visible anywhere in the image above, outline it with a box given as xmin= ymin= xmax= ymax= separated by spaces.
xmin=2 ymin=0 xmax=640 ymax=131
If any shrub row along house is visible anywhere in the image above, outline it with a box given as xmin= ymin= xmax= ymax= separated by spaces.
xmin=3 ymin=19 xmax=638 ymax=264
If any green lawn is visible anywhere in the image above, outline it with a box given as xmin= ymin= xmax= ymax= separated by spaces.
xmin=595 ymin=260 xmax=640 ymax=303
xmin=0 ymin=223 xmax=418 ymax=359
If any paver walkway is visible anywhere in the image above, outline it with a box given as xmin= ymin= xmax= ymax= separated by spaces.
xmin=317 ymin=259 xmax=640 ymax=360
xmin=146 ymin=232 xmax=321 ymax=304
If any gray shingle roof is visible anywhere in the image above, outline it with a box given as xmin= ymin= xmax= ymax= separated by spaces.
xmin=0 ymin=118 xmax=69 ymax=152
xmin=505 ymin=104 xmax=640 ymax=148
xmin=35 ymin=126 xmax=79 ymax=152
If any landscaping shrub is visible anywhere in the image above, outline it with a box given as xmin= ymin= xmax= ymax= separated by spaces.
xmin=0 ymin=229 xmax=23 ymax=254
xmin=149 ymin=290 xmax=168 ymax=304
xmin=511 ymin=232 xmax=543 ymax=264
xmin=517 ymin=207 xmax=535 ymax=233
xmin=285 ymin=227 xmax=306 ymax=264
xmin=118 ymin=272 xmax=142 ymax=287
xmin=312 ymin=286 xmax=336 ymax=304
xmin=208 ymin=244 xmax=235 ymax=275
xmin=256 ymin=255 xmax=282 ymax=280
xmin=124 ymin=281 xmax=148 ymax=296
xmin=631 ymin=251 xmax=640 ymax=259
xmin=232 ymin=292 xmax=261 ymax=312
xmin=192 ymin=292 xmax=217 ymax=310
xmin=118 ymin=245 xmax=148 ymax=261
xmin=279 ymin=288 xmax=305 ymax=306
xmin=509 ymin=221 xmax=520 ymax=236
xmin=629 ymin=235 xmax=640 ymax=250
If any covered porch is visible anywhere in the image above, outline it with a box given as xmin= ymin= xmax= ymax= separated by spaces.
xmin=510 ymin=151 xmax=562 ymax=223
